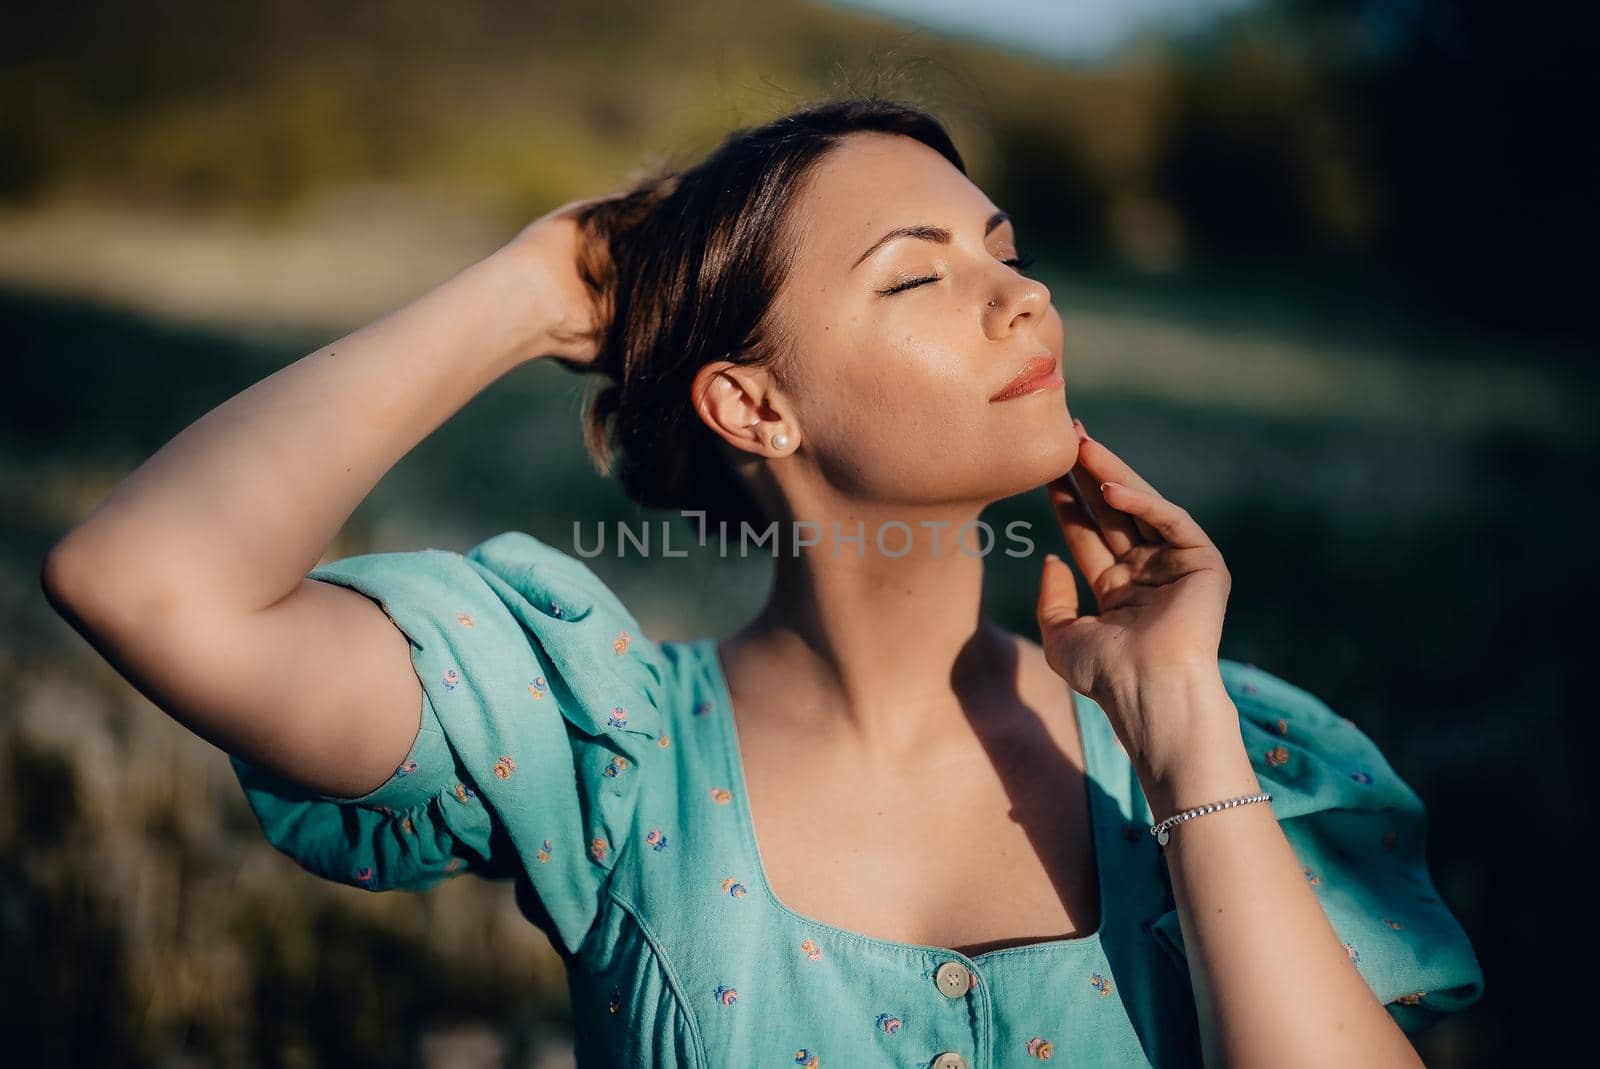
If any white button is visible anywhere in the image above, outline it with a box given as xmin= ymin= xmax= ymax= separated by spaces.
xmin=930 ymin=1053 xmax=970 ymax=1069
xmin=934 ymin=960 xmax=973 ymax=998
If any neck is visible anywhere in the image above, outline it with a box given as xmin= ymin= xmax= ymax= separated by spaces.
xmin=718 ymin=499 xmax=1022 ymax=753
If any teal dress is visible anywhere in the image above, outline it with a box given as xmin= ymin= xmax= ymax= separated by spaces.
xmin=230 ymin=531 xmax=1485 ymax=1067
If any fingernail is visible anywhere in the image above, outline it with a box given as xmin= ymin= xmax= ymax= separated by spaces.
xmin=1100 ymin=481 xmax=1117 ymax=494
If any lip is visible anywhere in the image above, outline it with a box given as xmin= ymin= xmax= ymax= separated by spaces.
xmin=990 ymin=353 xmax=1064 ymax=402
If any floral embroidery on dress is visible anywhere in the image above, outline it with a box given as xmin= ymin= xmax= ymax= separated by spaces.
xmin=1394 ymin=991 xmax=1427 ymax=1005
xmin=721 ymin=876 xmax=747 ymax=898
xmin=714 ymin=984 xmax=738 ymax=1005
xmin=1241 ymin=680 xmax=1259 ymax=694
xmin=608 ymin=988 xmax=622 ymax=1014
xmin=400 ymin=816 xmax=414 ymax=834
xmin=1383 ymin=917 xmax=1404 ymax=930
xmin=394 ymin=760 xmax=418 ymax=778
xmin=645 ymin=828 xmax=669 ymax=851
xmin=354 ymin=866 xmax=374 ymax=884
xmin=1275 ymin=717 xmax=1289 ymax=735
xmin=694 ymin=699 xmax=714 ymax=717
xmin=608 ymin=706 xmax=629 ymax=729
xmin=800 ymin=938 xmax=822 ymax=961
xmin=528 ymin=676 xmax=549 ymax=700
xmin=602 ymin=756 xmax=630 ymax=778
xmin=658 ymin=734 xmax=671 ymax=748
xmin=444 ymin=858 xmax=461 ymax=873
xmin=1350 ymin=770 xmax=1374 ymax=784
xmin=453 ymin=783 xmax=476 ymax=803
xmin=875 ymin=1013 xmax=901 ymax=1034
xmin=455 ymin=611 xmax=475 ymax=628
xmin=590 ymin=837 xmax=609 ymax=862
xmin=614 ymin=629 xmax=631 ymax=655
xmin=442 ymin=668 xmax=461 ymax=690
xmin=494 ymin=755 xmax=516 ymax=780
xmin=549 ymin=600 xmax=564 ymax=619
xmin=1265 ymin=745 xmax=1290 ymax=768
xmin=710 ymin=787 xmax=732 ymax=804
xmin=792 ymin=1048 xmax=817 ymax=1066
xmin=1027 ymin=1037 xmax=1055 ymax=1059
xmin=1304 ymin=866 xmax=1321 ymax=886
xmin=1090 ymin=972 xmax=1113 ymax=997
xmin=1344 ymin=942 xmax=1361 ymax=964
xmin=536 ymin=839 xmax=552 ymax=863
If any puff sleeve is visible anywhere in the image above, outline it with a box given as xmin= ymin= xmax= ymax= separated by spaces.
xmin=228 ymin=531 xmax=667 ymax=958
xmin=1147 ymin=658 xmax=1485 ymax=1035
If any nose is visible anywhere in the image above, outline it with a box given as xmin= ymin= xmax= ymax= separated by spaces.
xmin=985 ymin=273 xmax=1051 ymax=334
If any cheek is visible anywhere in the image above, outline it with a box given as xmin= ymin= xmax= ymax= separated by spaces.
xmin=811 ymin=352 xmax=994 ymax=485
xmin=825 ymin=335 xmax=974 ymax=430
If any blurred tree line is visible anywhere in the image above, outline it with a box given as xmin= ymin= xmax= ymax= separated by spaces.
xmin=3 ymin=0 xmax=1594 ymax=351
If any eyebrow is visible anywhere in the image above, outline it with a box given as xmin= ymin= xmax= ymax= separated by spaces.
xmin=849 ymin=210 xmax=1012 ymax=271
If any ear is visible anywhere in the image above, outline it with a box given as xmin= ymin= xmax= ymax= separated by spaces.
xmin=690 ymin=361 xmax=798 ymax=457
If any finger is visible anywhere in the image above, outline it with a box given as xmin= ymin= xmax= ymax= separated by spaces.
xmin=1070 ymin=421 xmax=1143 ymax=558
xmin=1048 ymin=472 xmax=1117 ymax=590
xmin=1073 ymin=420 xmax=1163 ymax=497
xmin=1036 ymin=552 xmax=1080 ymax=633
xmin=1070 ymin=418 xmax=1166 ymax=543
xmin=1097 ymin=480 xmax=1213 ymax=550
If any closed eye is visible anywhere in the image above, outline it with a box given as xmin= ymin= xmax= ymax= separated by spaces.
xmin=876 ymin=252 xmax=1038 ymax=297
xmin=878 ymin=274 xmax=940 ymax=296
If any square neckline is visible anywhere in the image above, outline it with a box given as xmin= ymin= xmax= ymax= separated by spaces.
xmin=698 ymin=636 xmax=1107 ymax=964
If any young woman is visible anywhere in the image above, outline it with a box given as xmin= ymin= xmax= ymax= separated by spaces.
xmin=42 ymin=97 xmax=1482 ymax=1067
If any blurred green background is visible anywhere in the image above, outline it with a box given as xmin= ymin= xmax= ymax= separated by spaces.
xmin=4 ymin=1 xmax=1593 ymax=1065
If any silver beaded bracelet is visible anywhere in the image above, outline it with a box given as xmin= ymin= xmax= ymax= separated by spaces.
xmin=1150 ymin=791 xmax=1272 ymax=846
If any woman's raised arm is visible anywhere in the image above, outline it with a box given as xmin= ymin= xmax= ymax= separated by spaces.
xmin=40 ymin=200 xmax=609 ymax=801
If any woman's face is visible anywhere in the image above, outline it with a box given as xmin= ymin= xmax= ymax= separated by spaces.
xmin=761 ymin=132 xmax=1077 ymax=514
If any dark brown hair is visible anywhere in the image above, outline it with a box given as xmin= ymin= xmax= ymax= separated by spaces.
xmin=570 ymin=96 xmax=966 ymax=531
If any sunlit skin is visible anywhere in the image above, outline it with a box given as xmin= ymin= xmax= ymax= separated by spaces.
xmin=688 ymin=132 xmax=1078 ymax=756
xmin=686 ymin=132 xmax=1229 ymax=761
xmin=703 ymin=133 xmax=1073 ymax=515
xmin=43 ymin=130 xmax=1426 ymax=1067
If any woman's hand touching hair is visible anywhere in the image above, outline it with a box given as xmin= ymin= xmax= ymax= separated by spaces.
xmin=505 ymin=192 xmax=632 ymax=371
xmin=41 ymin=187 xmax=655 ymax=801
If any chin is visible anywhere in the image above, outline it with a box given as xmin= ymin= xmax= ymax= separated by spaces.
xmin=980 ymin=433 xmax=1079 ymax=500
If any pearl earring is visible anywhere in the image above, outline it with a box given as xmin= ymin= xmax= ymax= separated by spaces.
xmin=771 ymin=432 xmax=789 ymax=450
